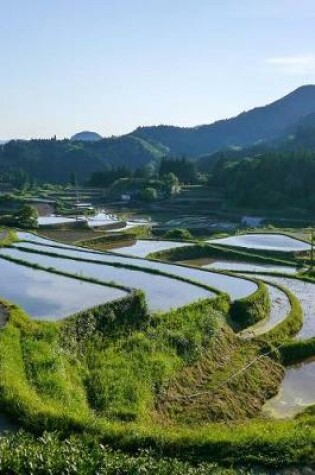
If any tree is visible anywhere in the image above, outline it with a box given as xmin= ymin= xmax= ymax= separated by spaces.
xmin=159 ymin=157 xmax=198 ymax=184
xmin=165 ymin=228 xmax=193 ymax=240
xmin=15 ymin=205 xmax=39 ymax=229
xmin=139 ymin=187 xmax=158 ymax=201
xmin=163 ymin=172 xmax=180 ymax=196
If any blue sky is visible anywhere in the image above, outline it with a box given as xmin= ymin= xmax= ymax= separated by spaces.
xmin=1 ymin=0 xmax=315 ymax=139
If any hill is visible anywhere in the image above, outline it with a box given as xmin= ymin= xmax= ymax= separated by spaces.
xmin=70 ymin=131 xmax=103 ymax=142
xmin=0 ymin=136 xmax=165 ymax=184
xmin=133 ymin=85 xmax=315 ymax=157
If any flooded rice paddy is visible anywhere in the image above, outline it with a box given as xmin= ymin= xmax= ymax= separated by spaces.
xmin=240 ymin=284 xmax=290 ymax=338
xmin=208 ymin=233 xmax=311 ymax=253
xmin=263 ymin=359 xmax=315 ymax=418
xmin=0 ymin=257 xmax=126 ymax=320
xmin=0 ymin=248 xmax=212 ymax=312
xmin=202 ymin=260 xmax=297 ymax=275
xmin=110 ymin=240 xmax=192 ymax=257
xmin=12 ymin=239 xmax=258 ymax=301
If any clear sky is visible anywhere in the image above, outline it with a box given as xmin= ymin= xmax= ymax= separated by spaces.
xmin=1 ymin=0 xmax=315 ymax=139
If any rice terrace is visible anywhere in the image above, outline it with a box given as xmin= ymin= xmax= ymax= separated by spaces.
xmin=0 ymin=221 xmax=315 ymax=472
xmin=2 ymin=1 xmax=315 ymax=473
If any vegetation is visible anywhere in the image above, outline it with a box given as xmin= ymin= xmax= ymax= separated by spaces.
xmin=210 ymin=151 xmax=315 ymax=211
xmin=0 ymin=136 xmax=165 ymax=184
xmin=149 ymin=241 xmax=297 ymax=266
xmin=0 ymin=205 xmax=39 ymax=229
xmin=0 ymin=286 xmax=295 ymax=466
xmin=165 ymin=228 xmax=193 ymax=241
xmin=159 ymin=157 xmax=199 ymax=184
xmin=230 ymin=280 xmax=270 ymax=331
xmin=0 ymin=432 xmax=238 ymax=475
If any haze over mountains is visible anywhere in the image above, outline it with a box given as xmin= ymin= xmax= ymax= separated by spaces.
xmin=1 ymin=85 xmax=315 ymax=183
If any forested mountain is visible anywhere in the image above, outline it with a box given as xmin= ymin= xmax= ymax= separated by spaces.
xmin=0 ymin=135 xmax=165 ymax=184
xmin=1 ymin=85 xmax=315 ymax=185
xmin=198 ymin=109 xmax=315 ymax=172
xmin=209 ymin=150 xmax=315 ymax=211
xmin=133 ymin=85 xmax=315 ymax=156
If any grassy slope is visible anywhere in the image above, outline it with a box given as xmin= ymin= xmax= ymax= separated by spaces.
xmin=0 ymin=296 xmax=285 ymax=459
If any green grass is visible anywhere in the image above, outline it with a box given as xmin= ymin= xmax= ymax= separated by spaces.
xmin=230 ymin=280 xmax=270 ymax=331
xmin=0 ymin=294 xmax=298 ymax=468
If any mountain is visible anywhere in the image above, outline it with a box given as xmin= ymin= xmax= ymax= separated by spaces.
xmin=70 ymin=131 xmax=103 ymax=142
xmin=132 ymin=85 xmax=315 ymax=157
xmin=0 ymin=136 xmax=165 ymax=184
xmin=198 ymin=110 xmax=315 ymax=173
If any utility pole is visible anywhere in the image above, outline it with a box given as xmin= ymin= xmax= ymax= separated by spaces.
xmin=74 ymin=174 xmax=79 ymax=222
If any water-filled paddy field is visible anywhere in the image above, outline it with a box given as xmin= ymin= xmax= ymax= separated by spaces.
xmin=13 ymin=236 xmax=258 ymax=301
xmin=110 ymin=240 xmax=192 ymax=257
xmin=263 ymin=359 xmax=315 ymax=418
xmin=208 ymin=233 xmax=311 ymax=252
xmin=0 ymin=247 xmax=212 ymax=312
xmin=203 ymin=260 xmax=297 ymax=275
xmin=240 ymin=283 xmax=290 ymax=337
xmin=0 ymin=257 xmax=126 ymax=319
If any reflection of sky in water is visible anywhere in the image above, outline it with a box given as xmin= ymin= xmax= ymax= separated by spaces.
xmin=263 ymin=360 xmax=315 ymax=418
xmin=0 ymin=249 xmax=211 ymax=312
xmin=0 ymin=258 xmax=126 ymax=320
xmin=111 ymin=240 xmax=192 ymax=257
xmin=12 ymin=240 xmax=257 ymax=300
xmin=208 ymin=233 xmax=310 ymax=252
xmin=204 ymin=260 xmax=296 ymax=275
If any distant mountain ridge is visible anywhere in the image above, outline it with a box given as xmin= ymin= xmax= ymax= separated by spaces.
xmin=1 ymin=85 xmax=315 ymax=183
xmin=132 ymin=85 xmax=315 ymax=157
xmin=70 ymin=131 xmax=103 ymax=142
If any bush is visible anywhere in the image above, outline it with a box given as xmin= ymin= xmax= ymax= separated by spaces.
xmin=165 ymin=228 xmax=193 ymax=241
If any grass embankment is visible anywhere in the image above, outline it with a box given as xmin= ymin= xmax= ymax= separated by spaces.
xmin=230 ymin=280 xmax=270 ymax=331
xmin=0 ymin=294 xmax=290 ymax=467
xmin=0 ymin=229 xmax=17 ymax=247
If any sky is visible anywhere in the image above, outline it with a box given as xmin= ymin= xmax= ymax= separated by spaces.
xmin=1 ymin=0 xmax=315 ymax=140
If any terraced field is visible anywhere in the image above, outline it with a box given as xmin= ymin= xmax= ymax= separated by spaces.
xmin=1 ymin=230 xmax=315 ymax=468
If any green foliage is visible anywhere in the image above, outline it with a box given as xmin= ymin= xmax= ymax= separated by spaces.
xmin=88 ymin=166 xmax=132 ymax=187
xmin=230 ymin=281 xmax=271 ymax=331
xmin=0 ymin=136 xmax=165 ymax=184
xmin=281 ymin=338 xmax=315 ymax=366
xmin=139 ymin=186 xmax=158 ymax=201
xmin=0 ymin=293 xmax=310 ymax=467
xmin=165 ymin=228 xmax=193 ymax=241
xmin=210 ymin=151 xmax=315 ymax=211
xmin=163 ymin=172 xmax=180 ymax=196
xmin=159 ymin=157 xmax=198 ymax=184
xmin=0 ymin=432 xmax=237 ymax=474
xmin=15 ymin=204 xmax=39 ymax=229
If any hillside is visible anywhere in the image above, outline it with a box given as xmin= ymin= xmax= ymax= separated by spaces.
xmin=133 ymin=85 xmax=315 ymax=157
xmin=198 ymin=110 xmax=315 ymax=172
xmin=0 ymin=135 xmax=165 ymax=184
